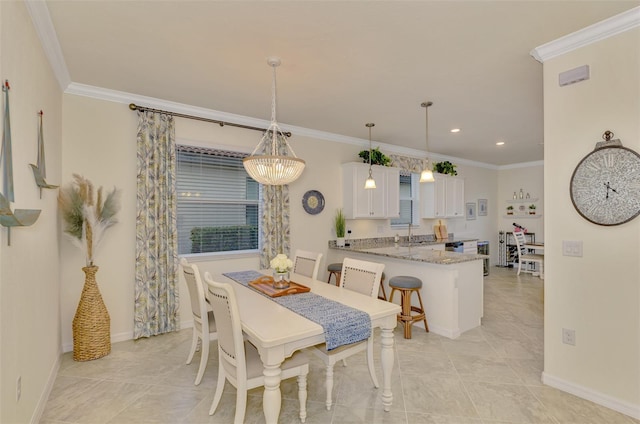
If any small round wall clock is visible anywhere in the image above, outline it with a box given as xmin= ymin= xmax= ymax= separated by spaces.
xmin=302 ymin=190 xmax=325 ymax=215
xmin=570 ymin=131 xmax=640 ymax=226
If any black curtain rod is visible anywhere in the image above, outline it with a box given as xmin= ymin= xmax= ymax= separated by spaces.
xmin=128 ymin=103 xmax=291 ymax=137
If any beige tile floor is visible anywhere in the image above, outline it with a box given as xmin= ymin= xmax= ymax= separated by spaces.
xmin=41 ymin=267 xmax=639 ymax=424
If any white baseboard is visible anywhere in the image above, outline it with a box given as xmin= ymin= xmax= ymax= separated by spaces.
xmin=61 ymin=319 xmax=194 ymax=352
xmin=542 ymin=372 xmax=640 ymax=420
xmin=423 ymin=322 xmax=460 ymax=339
xmin=31 ymin=348 xmax=62 ymax=424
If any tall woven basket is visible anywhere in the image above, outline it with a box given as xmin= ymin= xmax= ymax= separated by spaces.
xmin=72 ymin=265 xmax=111 ymax=361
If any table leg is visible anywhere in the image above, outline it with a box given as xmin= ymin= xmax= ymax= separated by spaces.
xmin=262 ymin=363 xmax=282 ymax=424
xmin=380 ymin=326 xmax=395 ymax=411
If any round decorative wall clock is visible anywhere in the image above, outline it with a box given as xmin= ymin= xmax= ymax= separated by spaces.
xmin=569 ymin=131 xmax=640 ymax=226
xmin=302 ymin=190 xmax=325 ymax=215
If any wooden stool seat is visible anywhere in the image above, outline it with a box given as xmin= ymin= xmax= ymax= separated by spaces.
xmin=389 ymin=276 xmax=429 ymax=339
xmin=327 ymin=262 xmax=342 ymax=286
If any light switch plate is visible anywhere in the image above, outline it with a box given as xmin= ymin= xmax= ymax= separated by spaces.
xmin=562 ymin=240 xmax=583 ymax=257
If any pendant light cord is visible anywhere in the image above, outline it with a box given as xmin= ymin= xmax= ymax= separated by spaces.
xmin=422 ymin=101 xmax=433 ymax=162
xmin=269 ymin=62 xmax=279 ymax=156
xmin=366 ymin=123 xmax=375 ymax=177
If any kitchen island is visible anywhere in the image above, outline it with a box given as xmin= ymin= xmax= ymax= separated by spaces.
xmin=328 ymin=241 xmax=487 ymax=339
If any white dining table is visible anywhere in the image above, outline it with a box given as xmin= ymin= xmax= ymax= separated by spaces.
xmin=524 ymin=242 xmax=545 ymax=252
xmin=211 ymin=271 xmax=401 ymax=424
xmin=523 ymin=243 xmax=545 ymax=278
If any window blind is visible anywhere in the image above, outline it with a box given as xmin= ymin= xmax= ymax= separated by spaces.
xmin=176 ymin=145 xmax=260 ymax=254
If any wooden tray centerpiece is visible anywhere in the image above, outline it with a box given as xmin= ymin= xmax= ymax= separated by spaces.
xmin=249 ymin=275 xmax=310 ymax=298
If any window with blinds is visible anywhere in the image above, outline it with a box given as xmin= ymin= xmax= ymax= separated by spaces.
xmin=176 ymin=145 xmax=260 ymax=255
xmin=391 ymin=172 xmax=419 ymax=226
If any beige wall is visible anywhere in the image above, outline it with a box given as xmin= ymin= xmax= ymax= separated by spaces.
xmin=542 ymin=27 xmax=639 ymax=411
xmin=0 ymin=1 xmax=62 ymax=422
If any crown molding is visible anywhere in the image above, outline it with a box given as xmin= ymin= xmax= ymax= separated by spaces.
xmin=67 ymin=82 xmax=507 ymax=168
xmin=498 ymin=160 xmax=544 ymax=170
xmin=68 ymin=82 xmax=523 ymax=170
xmin=531 ymin=6 xmax=640 ymax=63
xmin=25 ymin=0 xmax=71 ymax=90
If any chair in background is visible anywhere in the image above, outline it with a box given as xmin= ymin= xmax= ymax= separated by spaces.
xmin=513 ymin=230 xmax=544 ymax=279
xmin=204 ymin=273 xmax=309 ymax=424
xmin=311 ymin=257 xmax=385 ymax=410
xmin=180 ymin=257 xmax=217 ymax=385
xmin=292 ymin=249 xmax=323 ymax=280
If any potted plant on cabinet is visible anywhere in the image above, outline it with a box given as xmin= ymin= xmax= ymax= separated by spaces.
xmin=506 ymin=205 xmax=514 ymax=215
xmin=358 ymin=147 xmax=391 ymax=166
xmin=334 ymin=208 xmax=346 ymax=247
xmin=433 ymin=161 xmax=458 ymax=176
xmin=529 ymin=204 xmax=537 ymax=215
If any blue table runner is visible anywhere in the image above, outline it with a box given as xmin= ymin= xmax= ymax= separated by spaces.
xmin=222 ymin=270 xmax=371 ymax=350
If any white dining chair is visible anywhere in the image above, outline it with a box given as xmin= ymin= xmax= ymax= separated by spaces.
xmin=292 ymin=249 xmax=323 ymax=280
xmin=204 ymin=273 xmax=309 ymax=424
xmin=310 ymin=257 xmax=385 ymax=410
xmin=513 ymin=230 xmax=544 ymax=279
xmin=180 ymin=257 xmax=217 ymax=385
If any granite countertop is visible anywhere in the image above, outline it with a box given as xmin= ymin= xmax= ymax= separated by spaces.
xmin=331 ymin=243 xmax=488 ymax=265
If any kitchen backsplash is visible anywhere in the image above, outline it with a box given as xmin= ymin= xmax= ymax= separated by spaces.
xmin=329 ymin=233 xmax=454 ymax=249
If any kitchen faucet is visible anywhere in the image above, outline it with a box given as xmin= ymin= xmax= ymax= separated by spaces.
xmin=407 ymin=223 xmax=413 ymax=244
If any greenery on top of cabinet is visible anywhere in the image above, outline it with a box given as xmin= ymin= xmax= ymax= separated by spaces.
xmin=358 ymin=147 xmax=391 ymax=166
xmin=433 ymin=161 xmax=457 ymax=176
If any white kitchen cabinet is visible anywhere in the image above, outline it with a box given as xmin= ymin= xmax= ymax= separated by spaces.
xmin=445 ymin=177 xmax=465 ymax=218
xmin=342 ymin=163 xmax=400 ymax=219
xmin=421 ymin=173 xmax=446 ymax=218
xmin=384 ymin=167 xmax=400 ymax=218
xmin=421 ymin=173 xmax=464 ymax=218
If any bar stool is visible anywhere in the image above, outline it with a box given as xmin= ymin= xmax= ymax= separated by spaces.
xmin=378 ymin=272 xmax=387 ymax=301
xmin=388 ymin=276 xmax=429 ymax=339
xmin=327 ymin=262 xmax=342 ymax=286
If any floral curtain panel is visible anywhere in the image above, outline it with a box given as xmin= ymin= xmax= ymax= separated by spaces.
xmin=259 ymin=133 xmax=291 ymax=268
xmin=260 ymin=184 xmax=290 ymax=268
xmin=389 ymin=153 xmax=426 ymax=174
xmin=134 ymin=111 xmax=179 ymax=338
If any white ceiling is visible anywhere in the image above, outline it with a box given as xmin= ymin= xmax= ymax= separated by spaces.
xmin=39 ymin=1 xmax=639 ymax=166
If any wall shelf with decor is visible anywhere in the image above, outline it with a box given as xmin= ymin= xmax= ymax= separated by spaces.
xmin=505 ymin=196 xmax=540 ymax=218
xmin=506 ymin=198 xmax=539 ymax=203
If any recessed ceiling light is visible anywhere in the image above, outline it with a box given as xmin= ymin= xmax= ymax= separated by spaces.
xmin=450 ymin=128 xmax=460 ymax=133
xmin=496 ymin=141 xmax=505 ymax=146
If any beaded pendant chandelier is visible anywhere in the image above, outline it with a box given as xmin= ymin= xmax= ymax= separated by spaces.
xmin=243 ymin=57 xmax=305 ymax=185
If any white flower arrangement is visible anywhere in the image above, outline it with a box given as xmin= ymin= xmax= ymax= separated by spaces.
xmin=270 ymin=254 xmax=293 ymax=273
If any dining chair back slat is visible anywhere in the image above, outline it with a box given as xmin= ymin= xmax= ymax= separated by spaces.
xmin=293 ymin=249 xmax=323 ymax=280
xmin=340 ymin=257 xmax=385 ymax=298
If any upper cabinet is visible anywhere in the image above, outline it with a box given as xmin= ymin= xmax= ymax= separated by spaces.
xmin=421 ymin=173 xmax=465 ymax=219
xmin=445 ymin=176 xmax=465 ymax=218
xmin=342 ymin=163 xmax=400 ymax=219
